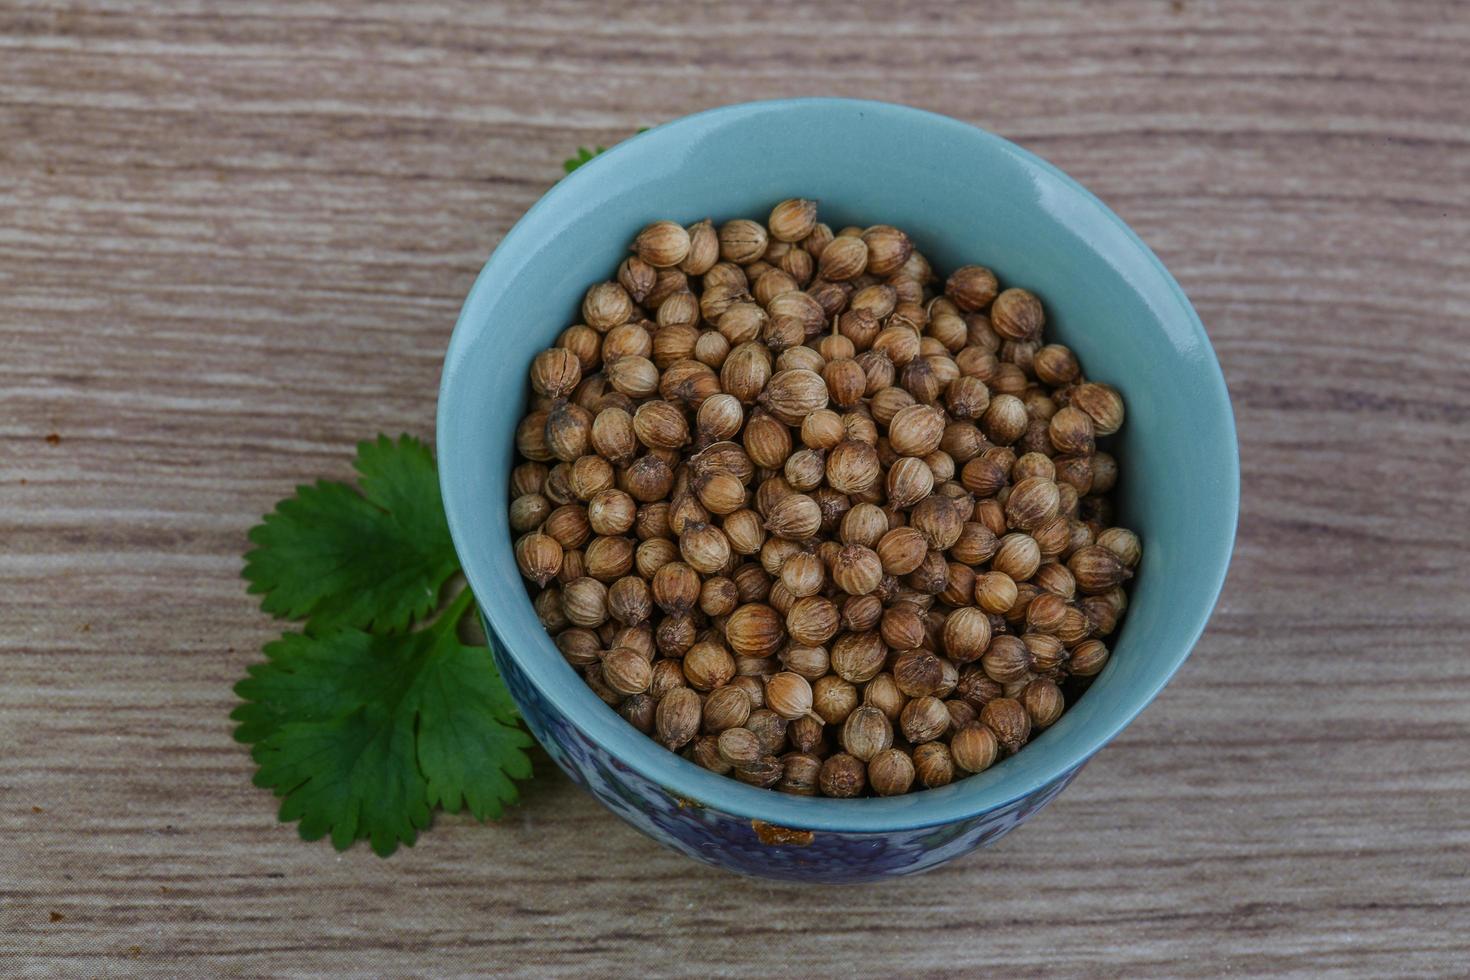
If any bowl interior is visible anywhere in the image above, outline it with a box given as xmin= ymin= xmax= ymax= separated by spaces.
xmin=438 ymin=98 xmax=1238 ymax=833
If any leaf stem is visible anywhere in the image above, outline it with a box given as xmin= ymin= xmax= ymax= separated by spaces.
xmin=433 ymin=586 xmax=477 ymax=639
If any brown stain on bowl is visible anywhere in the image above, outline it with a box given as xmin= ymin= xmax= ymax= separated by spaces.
xmin=750 ymin=820 xmax=814 ymax=846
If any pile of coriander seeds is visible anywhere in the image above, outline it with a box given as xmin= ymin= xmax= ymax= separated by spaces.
xmin=510 ymin=199 xmax=1140 ymax=798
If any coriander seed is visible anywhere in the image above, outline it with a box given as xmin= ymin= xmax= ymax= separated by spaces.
xmin=778 ymin=751 xmax=823 ymax=796
xmin=691 ymin=736 xmax=731 ymax=774
xmin=618 ymin=693 xmax=656 ymax=734
xmin=900 ymin=695 xmax=951 ymax=744
xmin=831 ymin=631 xmax=886 ymax=683
xmin=648 ymin=658 xmax=687 ymax=701
xmin=779 ymin=550 xmax=826 ymax=597
xmin=763 ymin=492 xmax=823 ymax=541
xmin=512 ymin=197 xmax=1139 ymax=797
xmin=817 ymin=236 xmax=869 ymax=281
xmin=745 ymin=708 xmax=788 ymax=756
xmin=886 ymin=455 xmax=934 ymax=509
xmin=754 ymin=269 xmax=800 ymax=307
xmin=530 ymin=347 xmax=582 ymax=399
xmin=679 ymin=522 xmax=731 ymax=575
xmin=766 ymin=671 xmax=815 ymax=720
xmin=655 ymin=687 xmax=701 ymax=750
xmin=879 ymin=603 xmax=926 ymax=651
xmin=812 ymin=675 xmax=858 ymax=725
xmin=910 ymin=495 xmax=966 ymax=551
xmin=733 ymin=756 xmax=783 ymax=788
xmin=718 ymin=218 xmax=769 ymax=264
xmin=841 ymin=594 xmax=884 ymax=633
xmin=872 ymin=525 xmax=925 ymax=576
xmin=533 ymin=588 xmax=568 ymax=632
xmin=993 ymin=532 xmax=1042 ymax=582
xmin=607 ymin=575 xmax=652 ymax=625
xmin=980 ymin=697 xmax=1031 ymax=754
xmin=841 ymin=705 xmax=893 ymax=762
xmin=989 ymin=287 xmax=1044 ymax=340
xmin=913 ymin=742 xmax=955 ymax=788
xmin=868 ymin=747 xmax=915 ymax=796
xmin=1048 ymin=405 xmax=1095 ymax=456
xmin=682 ymin=639 xmax=735 ymax=691
xmin=839 ymin=503 xmax=889 ymax=548
xmin=1070 ymin=382 xmax=1125 ymax=436
xmin=560 ymin=576 xmax=608 ymax=628
xmin=1096 ymin=527 xmax=1142 ymax=568
xmin=725 ymin=603 xmax=785 ymax=658
xmin=981 ymin=393 xmax=1029 ymax=445
xmin=946 ymin=265 xmax=999 ymax=312
xmin=871 ymin=324 xmax=921 ymax=367
xmin=980 ymin=633 xmax=1028 ymax=683
xmin=786 ymin=596 xmax=840 ymax=646
xmin=516 ymin=410 xmax=552 ymax=461
xmin=780 ymin=643 xmax=831 ymax=681
xmin=655 ymin=614 xmax=697 ymax=657
xmin=673 ymin=219 xmax=715 ymax=276
xmin=1068 ymin=545 xmax=1133 ymax=594
xmin=942 ymin=606 xmax=992 ymax=663
xmin=716 ymin=726 xmax=763 ymax=767
xmin=825 ymin=439 xmax=881 ymax=494
xmin=633 ymin=220 xmax=692 ymax=268
xmin=1022 ymin=678 xmax=1065 ymax=729
xmin=514 ymin=532 xmax=563 ymax=587
xmin=651 ymin=561 xmax=700 ymax=614
xmin=945 ymin=698 xmax=979 ymax=731
xmin=768 ymin=198 xmax=818 ymax=243
xmin=761 ymin=369 xmax=829 ymax=425
xmin=861 ymin=225 xmax=912 ymax=277
xmin=950 ymin=724 xmax=999 ymax=773
xmin=1005 ymin=477 xmax=1061 ymax=531
xmin=601 ymin=647 xmax=653 ymax=696
xmin=819 ymin=753 xmax=866 ymax=797
xmin=1069 ymin=638 xmax=1111 ymax=677
xmin=831 ymin=544 xmax=884 ymax=596
xmin=893 ymin=649 xmax=945 ymax=698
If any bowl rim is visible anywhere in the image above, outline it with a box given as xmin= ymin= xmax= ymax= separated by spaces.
xmin=438 ymin=97 xmax=1239 ymax=833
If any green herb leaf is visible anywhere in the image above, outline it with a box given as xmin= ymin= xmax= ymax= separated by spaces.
xmin=563 ymin=146 xmax=605 ymax=174
xmin=416 ymin=640 xmax=533 ymax=821
xmin=233 ymin=589 xmax=533 ymax=856
xmin=242 ymin=435 xmax=459 ymax=634
xmin=562 ymin=129 xmax=650 ymax=174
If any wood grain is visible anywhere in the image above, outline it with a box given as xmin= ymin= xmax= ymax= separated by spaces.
xmin=3 ymin=1 xmax=1469 ymax=976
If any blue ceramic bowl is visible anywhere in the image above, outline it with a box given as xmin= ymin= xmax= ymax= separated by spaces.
xmin=438 ymin=98 xmax=1238 ymax=882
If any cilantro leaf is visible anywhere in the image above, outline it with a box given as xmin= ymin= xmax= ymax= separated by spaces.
xmin=563 ymin=145 xmax=605 ymax=173
xmin=233 ymin=589 xmax=533 ymax=856
xmin=415 ymin=647 xmax=532 ymax=821
xmin=562 ymin=129 xmax=650 ymax=174
xmin=242 ymin=435 xmax=458 ymax=634
xmin=231 ymin=629 xmax=409 ymax=744
xmin=265 ymin=706 xmax=429 ymax=856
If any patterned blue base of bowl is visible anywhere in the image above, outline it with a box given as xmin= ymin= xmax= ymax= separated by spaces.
xmin=487 ymin=613 xmax=1079 ymax=883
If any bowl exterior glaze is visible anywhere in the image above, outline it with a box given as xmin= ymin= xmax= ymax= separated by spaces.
xmin=485 ymin=613 xmax=1079 ymax=882
xmin=440 ymin=98 xmax=1238 ymax=881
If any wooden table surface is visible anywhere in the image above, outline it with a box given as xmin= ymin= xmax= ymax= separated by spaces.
xmin=4 ymin=1 xmax=1468 ymax=976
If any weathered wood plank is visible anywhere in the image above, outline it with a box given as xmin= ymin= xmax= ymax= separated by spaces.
xmin=3 ymin=1 xmax=1468 ymax=976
